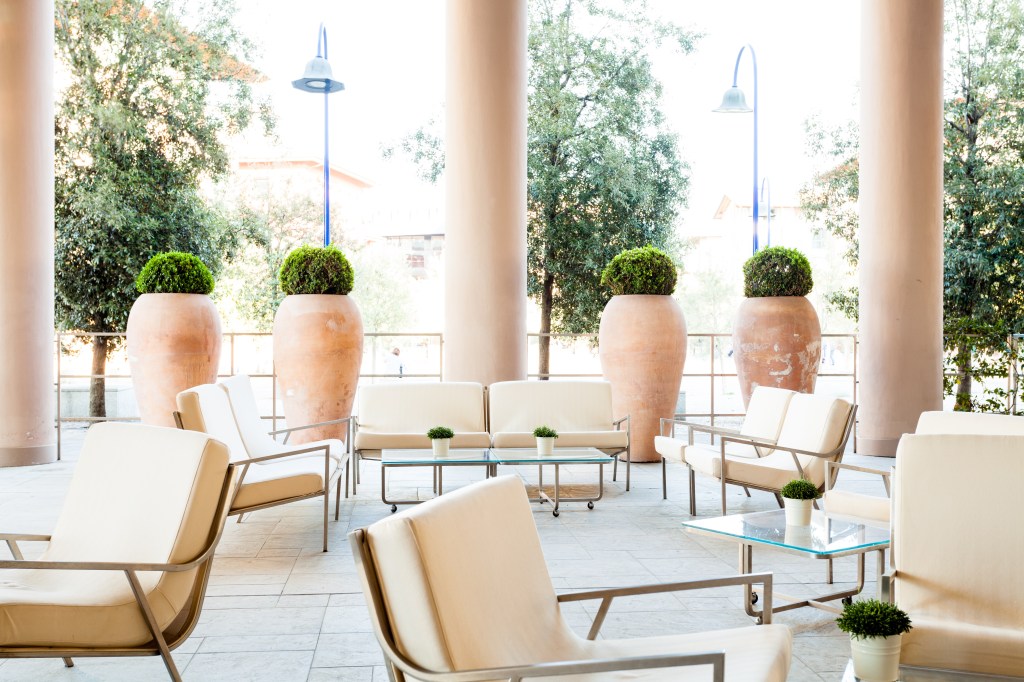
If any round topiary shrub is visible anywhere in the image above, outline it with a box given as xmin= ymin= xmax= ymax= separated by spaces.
xmin=136 ymin=252 xmax=214 ymax=294
xmin=742 ymin=246 xmax=813 ymax=297
xmin=600 ymin=245 xmax=677 ymax=296
xmin=279 ymin=245 xmax=354 ymax=295
xmin=780 ymin=478 xmax=821 ymax=500
xmin=836 ymin=599 xmax=913 ymax=640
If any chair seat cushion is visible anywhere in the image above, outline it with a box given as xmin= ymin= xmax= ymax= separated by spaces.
xmin=823 ymin=490 xmax=890 ymax=524
xmin=653 ymin=438 xmax=762 ymax=464
xmin=491 ymin=431 xmax=628 ymax=450
xmin=233 ymin=456 xmax=338 ymax=510
xmin=549 ymin=625 xmax=792 ymax=682
xmin=685 ymin=447 xmax=802 ymax=490
xmin=900 ymin=615 xmax=1024 ymax=677
xmin=355 ymin=432 xmax=491 ymax=453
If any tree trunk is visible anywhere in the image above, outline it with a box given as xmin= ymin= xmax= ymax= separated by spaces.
xmin=90 ymin=336 xmax=107 ymax=419
xmin=955 ymin=341 xmax=972 ymax=411
xmin=538 ymin=272 xmax=554 ymax=381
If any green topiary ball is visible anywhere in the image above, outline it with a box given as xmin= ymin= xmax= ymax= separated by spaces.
xmin=600 ymin=245 xmax=677 ymax=296
xmin=136 ymin=252 xmax=214 ymax=295
xmin=742 ymin=246 xmax=813 ymax=297
xmin=279 ymin=245 xmax=355 ymax=295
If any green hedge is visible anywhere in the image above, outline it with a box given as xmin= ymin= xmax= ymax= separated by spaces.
xmin=742 ymin=246 xmax=813 ymax=297
xmin=600 ymin=245 xmax=677 ymax=296
xmin=136 ymin=252 xmax=214 ymax=294
xmin=279 ymin=245 xmax=354 ymax=295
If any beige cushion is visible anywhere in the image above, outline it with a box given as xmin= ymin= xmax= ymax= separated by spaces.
xmin=492 ymin=431 xmax=627 ymax=450
xmin=355 ymin=432 xmax=491 ymax=453
xmin=686 ymin=447 xmax=808 ymax=490
xmin=741 ymin=387 xmax=795 ymax=456
xmin=916 ymin=409 xmax=1024 ymax=435
xmin=773 ymin=395 xmax=852 ymax=485
xmin=365 ymin=475 xmax=791 ymax=682
xmin=356 ymin=382 xmax=486 ymax=436
xmin=894 ymin=433 xmax=1024 ymax=676
xmin=176 ymin=384 xmax=249 ymax=463
xmin=232 ymin=457 xmax=337 ymax=510
xmin=489 ymin=381 xmax=620 ymax=433
xmin=0 ymin=423 xmax=229 ymax=648
xmin=822 ymin=489 xmax=890 ymax=524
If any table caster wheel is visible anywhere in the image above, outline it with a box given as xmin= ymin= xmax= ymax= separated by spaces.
xmin=755 ymin=617 xmax=763 ymax=625
xmin=750 ymin=593 xmax=759 ymax=605
xmin=587 ymin=501 xmax=595 ymax=509
xmin=390 ymin=505 xmax=397 ymax=513
xmin=552 ymin=510 xmax=560 ymax=517
xmin=842 ymin=596 xmax=853 ymax=606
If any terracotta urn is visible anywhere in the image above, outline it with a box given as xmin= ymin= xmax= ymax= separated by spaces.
xmin=273 ymin=294 xmax=363 ymax=444
xmin=733 ymin=296 xmax=821 ymax=407
xmin=599 ymin=295 xmax=687 ymax=462
xmin=127 ymin=294 xmax=222 ymax=427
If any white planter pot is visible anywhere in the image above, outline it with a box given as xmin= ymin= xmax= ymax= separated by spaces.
xmin=850 ymin=634 xmax=902 ymax=682
xmin=536 ymin=437 xmax=555 ymax=455
xmin=432 ymin=438 xmax=451 ymax=457
xmin=784 ymin=498 xmax=813 ymax=526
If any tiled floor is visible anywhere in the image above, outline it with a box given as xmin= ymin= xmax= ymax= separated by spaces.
xmin=0 ymin=427 xmax=891 ymax=681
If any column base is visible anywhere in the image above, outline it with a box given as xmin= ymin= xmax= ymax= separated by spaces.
xmin=0 ymin=443 xmax=57 ymax=467
xmin=856 ymin=436 xmax=899 ymax=457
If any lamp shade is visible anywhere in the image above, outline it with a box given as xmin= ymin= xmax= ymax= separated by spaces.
xmin=713 ymin=86 xmax=752 ymax=113
xmin=292 ymin=56 xmax=345 ymax=93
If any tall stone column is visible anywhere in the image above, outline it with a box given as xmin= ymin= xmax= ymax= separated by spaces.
xmin=0 ymin=0 xmax=56 ymax=466
xmin=444 ymin=0 xmax=527 ymax=385
xmin=858 ymin=0 xmax=944 ymax=455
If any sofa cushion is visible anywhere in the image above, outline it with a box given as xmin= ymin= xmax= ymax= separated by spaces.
xmin=686 ymin=446 xmax=808 ymax=490
xmin=901 ymin=615 xmax=1024 ymax=678
xmin=822 ymin=489 xmax=890 ymax=524
xmin=492 ymin=431 xmax=627 ymax=450
xmin=774 ymin=395 xmax=852 ymax=485
xmin=356 ymin=382 xmax=486 ymax=436
xmin=741 ymin=387 xmax=795 ymax=455
xmin=232 ymin=456 xmax=336 ymax=510
xmin=176 ymin=385 xmax=249 ymax=463
xmin=916 ymin=409 xmax=1024 ymax=434
xmin=489 ymin=381 xmax=618 ymax=433
xmin=654 ymin=438 xmax=761 ymax=465
xmin=355 ymin=432 xmax=491 ymax=453
xmin=0 ymin=423 xmax=228 ymax=648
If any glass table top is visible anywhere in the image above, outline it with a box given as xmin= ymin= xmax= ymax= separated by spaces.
xmin=488 ymin=447 xmax=613 ymax=464
xmin=683 ymin=509 xmax=890 ymax=557
xmin=381 ymin=448 xmax=491 ymax=465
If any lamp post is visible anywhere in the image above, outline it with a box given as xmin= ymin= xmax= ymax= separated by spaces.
xmin=714 ymin=44 xmax=770 ymax=254
xmin=292 ymin=23 xmax=345 ymax=247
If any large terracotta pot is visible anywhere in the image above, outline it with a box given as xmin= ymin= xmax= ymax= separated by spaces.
xmin=599 ymin=295 xmax=687 ymax=462
xmin=273 ymin=294 xmax=363 ymax=444
xmin=733 ymin=296 xmax=821 ymax=407
xmin=127 ymin=293 xmax=222 ymax=427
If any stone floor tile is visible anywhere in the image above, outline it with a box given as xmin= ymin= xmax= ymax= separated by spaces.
xmin=196 ymin=634 xmax=319 ymax=653
xmin=311 ymin=633 xmax=382 ymax=668
xmin=184 ymin=650 xmax=313 ymax=681
xmin=192 ymin=606 xmax=326 ymax=638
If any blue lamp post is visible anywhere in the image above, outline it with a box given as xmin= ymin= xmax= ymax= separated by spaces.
xmin=714 ymin=44 xmax=770 ymax=254
xmin=292 ymin=24 xmax=345 ymax=247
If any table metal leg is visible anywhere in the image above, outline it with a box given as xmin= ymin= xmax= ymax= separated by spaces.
xmin=553 ymin=464 xmax=561 ymax=517
xmin=876 ymin=548 xmax=886 ymax=600
xmin=438 ymin=465 xmax=444 ymax=495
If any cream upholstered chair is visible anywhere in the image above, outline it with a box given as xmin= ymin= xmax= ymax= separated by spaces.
xmin=0 ymin=423 xmax=234 ymax=682
xmin=681 ymin=394 xmax=855 ymax=516
xmin=351 ymin=475 xmax=792 ymax=682
xmin=488 ymin=380 xmax=633 ymax=490
xmin=657 ymin=387 xmax=795 ymax=514
xmin=885 ymin=433 xmax=1024 ymax=677
xmin=176 ymin=382 xmax=346 ymax=552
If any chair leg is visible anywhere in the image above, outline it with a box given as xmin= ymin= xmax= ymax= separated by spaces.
xmin=235 ymin=513 xmax=245 ymax=524
xmin=774 ymin=493 xmax=784 ymax=508
xmin=125 ymin=570 xmax=183 ymax=682
xmin=625 ymin=445 xmax=631 ymax=492
xmin=612 ymin=454 xmax=618 ymax=481
xmin=688 ymin=466 xmax=696 ymax=516
xmin=322 ymin=489 xmax=330 ymax=553
xmin=827 ymin=558 xmax=834 ymax=585
xmin=743 ymin=486 xmax=752 ymax=497
xmin=721 ymin=473 xmax=727 ymax=516
xmin=661 ymin=457 xmax=667 ymax=500
xmin=62 ymin=657 xmax=74 ymax=668
xmin=335 ymin=473 xmax=343 ymax=520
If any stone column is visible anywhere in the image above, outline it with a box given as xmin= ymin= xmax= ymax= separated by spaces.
xmin=444 ymin=0 xmax=528 ymax=385
xmin=858 ymin=0 xmax=944 ymax=455
xmin=0 ymin=0 xmax=56 ymax=466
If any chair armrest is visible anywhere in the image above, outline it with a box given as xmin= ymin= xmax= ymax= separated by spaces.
xmin=659 ymin=418 xmax=743 ymax=439
xmin=557 ymin=572 xmax=775 ymax=636
xmin=613 ymin=415 xmax=629 ymax=428
xmin=244 ymin=443 xmax=333 ymax=466
xmin=881 ymin=569 xmax=898 ymax=603
xmin=0 ymin=556 xmax=205 ymax=573
xmin=720 ymin=434 xmax=826 ymax=457
xmin=270 ymin=415 xmax=353 ymax=436
xmin=0 ymin=533 xmax=50 ymax=542
xmin=827 ymin=461 xmax=891 ymax=478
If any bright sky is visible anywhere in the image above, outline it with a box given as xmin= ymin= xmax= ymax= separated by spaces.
xmin=234 ymin=0 xmax=861 ymax=226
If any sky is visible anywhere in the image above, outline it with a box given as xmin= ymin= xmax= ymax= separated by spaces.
xmin=231 ymin=0 xmax=862 ymax=228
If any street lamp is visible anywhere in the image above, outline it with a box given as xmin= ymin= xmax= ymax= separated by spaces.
xmin=714 ymin=44 xmax=770 ymax=254
xmin=292 ymin=23 xmax=345 ymax=247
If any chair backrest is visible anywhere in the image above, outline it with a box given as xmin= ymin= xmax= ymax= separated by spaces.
xmin=489 ymin=380 xmax=615 ymax=433
xmin=45 ymin=422 xmax=230 ymax=619
xmin=356 ymin=382 xmax=486 ymax=434
xmin=775 ymin=394 xmax=854 ymax=485
xmin=894 ymin=434 xmax=1024 ymax=631
xmin=916 ymin=410 xmax=1024 ymax=435
xmin=358 ymin=476 xmax=581 ymax=673
xmin=740 ymin=387 xmax=794 ymax=440
xmin=220 ymin=374 xmax=281 ymax=456
xmin=176 ymin=384 xmax=249 ymax=462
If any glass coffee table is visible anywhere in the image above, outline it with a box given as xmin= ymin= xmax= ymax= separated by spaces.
xmin=380 ymin=448 xmax=491 ymax=513
xmin=683 ymin=509 xmax=889 ymax=623
xmin=488 ymin=448 xmax=612 ymax=516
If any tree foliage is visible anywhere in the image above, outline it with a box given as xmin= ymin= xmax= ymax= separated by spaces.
xmin=54 ymin=0 xmax=273 ymax=416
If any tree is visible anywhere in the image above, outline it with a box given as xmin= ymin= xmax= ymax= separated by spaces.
xmin=385 ymin=0 xmax=697 ymax=376
xmin=54 ymin=0 xmax=273 ymax=417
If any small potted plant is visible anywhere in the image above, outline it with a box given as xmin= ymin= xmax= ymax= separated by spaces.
xmin=533 ymin=426 xmax=559 ymax=455
xmin=732 ymin=246 xmax=820 ymax=407
xmin=427 ymin=426 xmax=455 ymax=457
xmin=126 ymin=252 xmax=221 ymax=427
xmin=780 ymin=478 xmax=820 ymax=526
xmin=837 ymin=598 xmax=913 ymax=682
xmin=598 ymin=245 xmax=687 ymax=464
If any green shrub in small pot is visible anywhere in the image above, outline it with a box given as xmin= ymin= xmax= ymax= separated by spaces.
xmin=780 ymin=478 xmax=820 ymax=526
xmin=837 ymin=599 xmax=912 ymax=682
xmin=533 ymin=425 xmax=559 ymax=455
xmin=127 ymin=252 xmax=222 ymax=426
xmin=733 ymin=245 xmax=821 ymax=407
xmin=598 ymin=245 xmax=687 ymax=466
xmin=427 ymin=426 xmax=455 ymax=457
xmin=274 ymin=245 xmax=363 ymax=445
